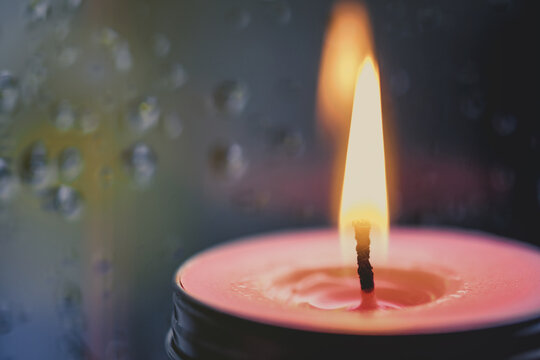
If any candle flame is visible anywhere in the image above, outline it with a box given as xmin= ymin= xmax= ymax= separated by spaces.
xmin=317 ymin=2 xmax=389 ymax=262
xmin=339 ymin=57 xmax=389 ymax=263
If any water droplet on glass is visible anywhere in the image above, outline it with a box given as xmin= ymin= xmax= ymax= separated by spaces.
xmin=55 ymin=20 xmax=71 ymax=41
xmin=53 ymin=100 xmax=76 ymax=131
xmin=59 ymin=147 xmax=83 ymax=182
xmin=45 ymin=185 xmax=83 ymax=219
xmin=213 ymin=81 xmax=249 ymax=115
xmin=460 ymin=91 xmax=485 ymax=120
xmin=154 ymin=34 xmax=171 ymax=58
xmin=21 ymin=141 xmax=52 ymax=188
xmin=0 ymin=71 xmax=19 ymax=114
xmin=20 ymin=57 xmax=48 ymax=102
xmin=0 ymin=302 xmax=14 ymax=335
xmin=124 ymin=143 xmax=157 ymax=186
xmin=0 ymin=158 xmax=19 ymax=202
xmin=79 ymin=111 xmax=99 ymax=134
xmin=492 ymin=113 xmax=517 ymax=136
xmin=66 ymin=0 xmax=83 ymax=10
xmin=126 ymin=97 xmax=160 ymax=133
xmin=271 ymin=129 xmax=305 ymax=157
xmin=162 ymin=112 xmax=183 ymax=139
xmin=58 ymin=47 xmax=79 ymax=67
xmin=209 ymin=143 xmax=248 ymax=180
xmin=113 ymin=41 xmax=132 ymax=72
xmin=57 ymin=282 xmax=82 ymax=314
xmin=227 ymin=8 xmax=251 ymax=29
xmin=270 ymin=1 xmax=292 ymax=25
xmin=96 ymin=27 xmax=119 ymax=48
xmin=168 ymin=63 xmax=187 ymax=89
xmin=26 ymin=0 xmax=51 ymax=22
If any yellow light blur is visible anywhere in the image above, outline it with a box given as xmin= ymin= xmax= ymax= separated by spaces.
xmin=317 ymin=1 xmax=374 ymax=141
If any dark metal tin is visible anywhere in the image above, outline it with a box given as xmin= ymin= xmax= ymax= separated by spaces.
xmin=167 ymin=274 xmax=540 ymax=360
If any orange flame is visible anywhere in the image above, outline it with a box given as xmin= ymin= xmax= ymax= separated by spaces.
xmin=317 ymin=1 xmax=374 ymax=141
xmin=339 ymin=56 xmax=389 ymax=263
xmin=317 ymin=2 xmax=389 ymax=263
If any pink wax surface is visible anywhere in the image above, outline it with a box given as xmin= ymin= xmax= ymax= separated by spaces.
xmin=178 ymin=228 xmax=540 ymax=335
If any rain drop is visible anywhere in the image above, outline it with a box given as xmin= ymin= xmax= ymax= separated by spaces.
xmin=55 ymin=20 xmax=71 ymax=41
xmin=126 ymin=97 xmax=160 ymax=133
xmin=113 ymin=41 xmax=132 ymax=72
xmin=45 ymin=185 xmax=83 ymax=219
xmin=66 ymin=0 xmax=83 ymax=10
xmin=227 ymin=8 xmax=251 ymax=29
xmin=57 ymin=282 xmax=82 ymax=314
xmin=209 ymin=143 xmax=248 ymax=180
xmin=124 ymin=143 xmax=157 ymax=186
xmin=96 ymin=28 xmax=119 ymax=48
xmin=271 ymin=1 xmax=292 ymax=25
xmin=271 ymin=129 xmax=305 ymax=157
xmin=168 ymin=63 xmax=187 ymax=89
xmin=59 ymin=147 xmax=83 ymax=182
xmin=20 ymin=141 xmax=52 ymax=188
xmin=0 ymin=71 xmax=19 ymax=114
xmin=26 ymin=0 xmax=51 ymax=22
xmin=53 ymin=100 xmax=76 ymax=131
xmin=213 ymin=81 xmax=249 ymax=115
xmin=154 ymin=34 xmax=171 ymax=58
xmin=20 ymin=57 xmax=48 ymax=102
xmin=57 ymin=47 xmax=79 ymax=68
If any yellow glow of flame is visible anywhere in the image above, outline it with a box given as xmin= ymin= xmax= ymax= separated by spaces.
xmin=339 ymin=57 xmax=389 ymax=263
xmin=317 ymin=1 xmax=374 ymax=140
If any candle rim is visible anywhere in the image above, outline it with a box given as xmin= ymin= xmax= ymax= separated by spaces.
xmin=176 ymin=227 xmax=540 ymax=335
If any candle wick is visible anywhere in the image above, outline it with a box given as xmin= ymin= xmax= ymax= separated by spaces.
xmin=353 ymin=220 xmax=374 ymax=293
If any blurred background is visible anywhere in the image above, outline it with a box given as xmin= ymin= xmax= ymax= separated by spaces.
xmin=1 ymin=0 xmax=540 ymax=358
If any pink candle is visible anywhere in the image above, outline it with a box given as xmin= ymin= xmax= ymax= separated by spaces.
xmin=179 ymin=228 xmax=540 ymax=335
xmin=168 ymin=228 xmax=540 ymax=359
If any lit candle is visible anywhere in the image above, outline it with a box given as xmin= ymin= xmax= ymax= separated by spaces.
xmin=167 ymin=3 xmax=540 ymax=359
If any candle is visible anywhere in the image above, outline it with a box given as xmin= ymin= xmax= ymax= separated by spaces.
xmin=169 ymin=228 xmax=540 ymax=359
xmin=167 ymin=2 xmax=540 ymax=359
